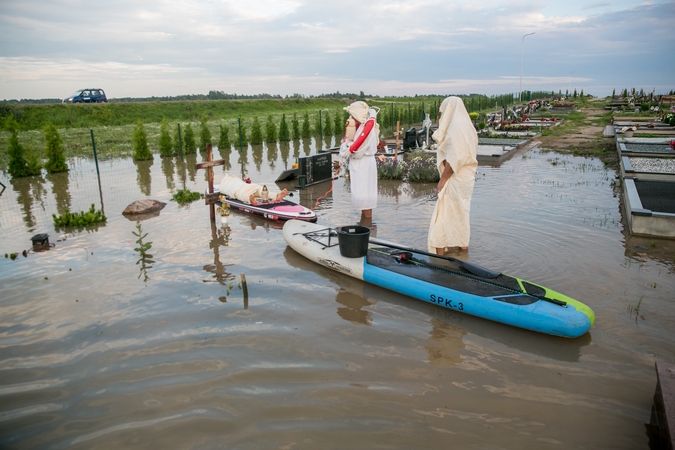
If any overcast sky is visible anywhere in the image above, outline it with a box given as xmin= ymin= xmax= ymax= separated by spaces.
xmin=0 ymin=0 xmax=673 ymax=101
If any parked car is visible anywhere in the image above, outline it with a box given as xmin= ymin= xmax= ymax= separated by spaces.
xmin=63 ymin=88 xmax=107 ymax=103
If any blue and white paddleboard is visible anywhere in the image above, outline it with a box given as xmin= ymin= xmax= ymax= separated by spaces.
xmin=283 ymin=220 xmax=594 ymax=338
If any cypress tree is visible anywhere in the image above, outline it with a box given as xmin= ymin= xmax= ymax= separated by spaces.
xmin=44 ymin=123 xmax=68 ymax=173
xmin=184 ymin=123 xmax=196 ymax=154
xmin=334 ymin=109 xmax=345 ymax=136
xmin=301 ymin=112 xmax=311 ymax=139
xmin=292 ymin=113 xmax=300 ymax=140
xmin=172 ymin=124 xmax=182 ymax=155
xmin=132 ymin=121 xmax=153 ymax=161
xmin=250 ymin=117 xmax=263 ymax=144
xmin=199 ymin=116 xmax=212 ymax=151
xmin=278 ymin=115 xmax=288 ymax=142
xmin=313 ymin=113 xmax=322 ymax=137
xmin=159 ymin=118 xmax=173 ymax=157
xmin=323 ymin=111 xmax=333 ymax=136
xmin=265 ymin=115 xmax=277 ymax=143
xmin=219 ymin=123 xmax=230 ymax=149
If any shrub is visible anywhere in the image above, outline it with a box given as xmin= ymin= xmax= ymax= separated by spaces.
xmin=172 ymin=123 xmax=183 ymax=155
xmin=53 ymin=203 xmax=106 ymax=229
xmin=323 ymin=111 xmax=333 ymax=136
xmin=159 ymin=118 xmax=174 ymax=157
xmin=265 ymin=115 xmax=277 ymax=143
xmin=313 ymin=113 xmax=322 ymax=137
xmin=6 ymin=118 xmax=41 ymax=178
xmin=469 ymin=112 xmax=479 ymax=122
xmin=199 ymin=116 xmax=212 ymax=151
xmin=406 ymin=154 xmax=440 ymax=183
xmin=278 ymin=115 xmax=288 ymax=142
xmin=132 ymin=121 xmax=153 ymax=161
xmin=291 ymin=113 xmax=300 ymax=140
xmin=301 ymin=112 xmax=311 ymax=138
xmin=172 ymin=188 xmax=203 ymax=205
xmin=250 ymin=117 xmax=263 ymax=144
xmin=334 ymin=109 xmax=345 ymax=136
xmin=219 ymin=123 xmax=230 ymax=149
xmin=44 ymin=123 xmax=68 ymax=173
xmin=183 ymin=123 xmax=196 ymax=154
xmin=377 ymin=158 xmax=406 ymax=180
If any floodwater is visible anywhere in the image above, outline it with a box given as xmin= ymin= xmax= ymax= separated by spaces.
xmin=1 ymin=140 xmax=674 ymax=449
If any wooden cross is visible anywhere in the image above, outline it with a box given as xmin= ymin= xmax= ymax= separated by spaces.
xmin=393 ymin=121 xmax=401 ymax=160
xmin=195 ymin=143 xmax=225 ymax=222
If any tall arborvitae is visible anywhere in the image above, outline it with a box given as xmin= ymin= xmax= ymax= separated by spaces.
xmin=291 ymin=113 xmax=300 ymax=140
xmin=219 ymin=123 xmax=230 ymax=149
xmin=199 ymin=116 xmax=212 ymax=151
xmin=278 ymin=115 xmax=288 ymax=142
xmin=159 ymin=118 xmax=174 ymax=157
xmin=7 ymin=119 xmax=41 ymax=178
xmin=44 ymin=123 xmax=68 ymax=173
xmin=172 ymin=123 xmax=183 ymax=155
xmin=323 ymin=111 xmax=333 ymax=136
xmin=264 ymin=115 xmax=277 ymax=143
xmin=334 ymin=110 xmax=345 ymax=136
xmin=301 ymin=112 xmax=311 ymax=138
xmin=183 ymin=123 xmax=196 ymax=154
xmin=250 ymin=117 xmax=263 ymax=144
xmin=313 ymin=113 xmax=322 ymax=137
xmin=132 ymin=121 xmax=153 ymax=161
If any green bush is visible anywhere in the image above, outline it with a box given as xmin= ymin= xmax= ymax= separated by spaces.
xmin=183 ymin=123 xmax=196 ymax=154
xmin=7 ymin=119 xmax=41 ymax=178
xmin=250 ymin=117 xmax=263 ymax=144
xmin=406 ymin=154 xmax=440 ymax=183
xmin=199 ymin=116 xmax=212 ymax=151
xmin=469 ymin=112 xmax=479 ymax=122
xmin=301 ymin=112 xmax=311 ymax=138
xmin=313 ymin=113 xmax=322 ymax=137
xmin=53 ymin=203 xmax=106 ymax=229
xmin=159 ymin=118 xmax=173 ymax=157
xmin=219 ymin=123 xmax=230 ymax=149
xmin=323 ymin=111 xmax=333 ymax=136
xmin=278 ymin=115 xmax=288 ymax=142
xmin=291 ymin=113 xmax=300 ymax=140
xmin=264 ymin=115 xmax=276 ymax=143
xmin=334 ymin=110 xmax=345 ymax=136
xmin=172 ymin=188 xmax=203 ymax=205
xmin=44 ymin=123 xmax=68 ymax=173
xmin=132 ymin=121 xmax=152 ymax=160
xmin=377 ymin=158 xmax=406 ymax=180
xmin=172 ymin=123 xmax=183 ymax=155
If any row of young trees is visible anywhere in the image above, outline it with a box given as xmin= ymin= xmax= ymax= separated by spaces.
xmin=132 ymin=110 xmax=350 ymax=161
xmin=5 ymin=118 xmax=68 ymax=178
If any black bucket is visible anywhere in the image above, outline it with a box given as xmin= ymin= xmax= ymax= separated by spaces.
xmin=336 ymin=225 xmax=371 ymax=258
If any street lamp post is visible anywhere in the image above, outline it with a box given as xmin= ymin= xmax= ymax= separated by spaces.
xmin=520 ymin=32 xmax=535 ymax=103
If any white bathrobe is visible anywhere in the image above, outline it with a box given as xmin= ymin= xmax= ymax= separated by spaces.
xmin=219 ymin=174 xmax=275 ymax=203
xmin=339 ymin=102 xmax=379 ymax=212
xmin=428 ymin=97 xmax=478 ymax=251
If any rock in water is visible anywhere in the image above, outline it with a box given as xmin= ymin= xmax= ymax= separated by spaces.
xmin=123 ymin=200 xmax=167 ymax=215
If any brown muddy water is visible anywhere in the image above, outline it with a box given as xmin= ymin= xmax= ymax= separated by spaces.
xmin=1 ymin=140 xmax=674 ymax=449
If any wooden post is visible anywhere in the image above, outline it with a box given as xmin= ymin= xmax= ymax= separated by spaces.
xmin=195 ymin=143 xmax=225 ymax=222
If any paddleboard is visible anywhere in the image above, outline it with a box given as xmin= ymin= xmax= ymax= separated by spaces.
xmin=214 ymin=187 xmax=317 ymax=223
xmin=283 ymin=220 xmax=594 ymax=338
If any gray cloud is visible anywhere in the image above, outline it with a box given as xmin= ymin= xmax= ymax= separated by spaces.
xmin=0 ymin=0 xmax=672 ymax=100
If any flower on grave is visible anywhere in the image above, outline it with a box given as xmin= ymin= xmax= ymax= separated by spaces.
xmin=670 ymin=141 xmax=675 ymax=151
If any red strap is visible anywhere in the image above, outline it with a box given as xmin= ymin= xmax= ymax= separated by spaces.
xmin=349 ymin=117 xmax=375 ymax=153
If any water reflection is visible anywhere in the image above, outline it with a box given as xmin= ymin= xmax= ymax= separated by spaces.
xmin=267 ymin=143 xmax=278 ymax=170
xmin=185 ymin=153 xmax=197 ymax=182
xmin=161 ymin=157 xmax=175 ymax=191
xmin=425 ymin=317 xmax=466 ymax=367
xmin=203 ymin=222 xmax=235 ymax=286
xmin=279 ymin=143 xmax=290 ymax=170
xmin=47 ymin=171 xmax=72 ymax=214
xmin=219 ymin=145 xmax=232 ymax=171
xmin=11 ymin=175 xmax=45 ymax=229
xmin=134 ymin=160 xmax=153 ymax=196
xmin=302 ymin=138 xmax=311 ymax=156
xmin=335 ymin=289 xmax=373 ymax=325
xmin=252 ymin=144 xmax=263 ymax=171
xmin=237 ymin=146 xmax=250 ymax=178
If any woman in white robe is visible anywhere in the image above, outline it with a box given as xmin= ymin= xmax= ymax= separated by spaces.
xmin=339 ymin=101 xmax=379 ymax=219
xmin=428 ymin=97 xmax=478 ymax=254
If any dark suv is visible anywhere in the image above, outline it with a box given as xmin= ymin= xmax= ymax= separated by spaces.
xmin=63 ymin=88 xmax=107 ymax=103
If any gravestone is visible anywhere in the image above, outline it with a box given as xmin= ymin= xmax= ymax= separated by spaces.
xmin=297 ymin=153 xmax=333 ymax=188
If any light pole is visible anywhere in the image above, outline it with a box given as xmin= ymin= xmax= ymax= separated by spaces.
xmin=520 ymin=32 xmax=535 ymax=102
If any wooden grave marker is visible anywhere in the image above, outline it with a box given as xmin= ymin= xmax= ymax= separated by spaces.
xmin=195 ymin=143 xmax=225 ymax=222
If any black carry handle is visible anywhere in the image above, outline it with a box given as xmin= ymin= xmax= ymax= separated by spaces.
xmin=369 ymin=237 xmax=501 ymax=279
